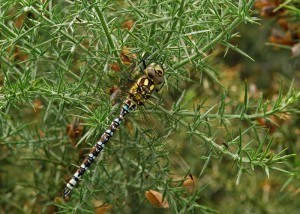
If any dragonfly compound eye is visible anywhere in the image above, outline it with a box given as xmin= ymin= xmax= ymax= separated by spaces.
xmin=154 ymin=64 xmax=164 ymax=77
xmin=145 ymin=64 xmax=164 ymax=86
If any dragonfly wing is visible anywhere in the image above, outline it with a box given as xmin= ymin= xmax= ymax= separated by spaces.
xmin=134 ymin=104 xmax=192 ymax=180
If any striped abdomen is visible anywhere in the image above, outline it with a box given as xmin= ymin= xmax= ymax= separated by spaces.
xmin=62 ymin=100 xmax=135 ymax=198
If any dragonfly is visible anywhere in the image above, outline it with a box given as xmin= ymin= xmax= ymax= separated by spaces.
xmin=62 ymin=61 xmax=192 ymax=198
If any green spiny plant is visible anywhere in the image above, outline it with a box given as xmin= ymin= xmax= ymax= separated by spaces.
xmin=1 ymin=0 xmax=300 ymax=213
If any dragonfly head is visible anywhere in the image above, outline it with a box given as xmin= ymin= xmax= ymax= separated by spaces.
xmin=145 ymin=63 xmax=164 ymax=85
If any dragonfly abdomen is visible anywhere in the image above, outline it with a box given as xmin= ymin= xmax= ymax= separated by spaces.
xmin=62 ymin=101 xmax=135 ymax=198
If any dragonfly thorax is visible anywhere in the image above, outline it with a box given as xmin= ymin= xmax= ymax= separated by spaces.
xmin=128 ymin=63 xmax=164 ymax=106
xmin=128 ymin=77 xmax=155 ymax=105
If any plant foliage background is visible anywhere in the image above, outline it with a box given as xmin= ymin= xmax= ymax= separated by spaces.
xmin=0 ymin=0 xmax=300 ymax=213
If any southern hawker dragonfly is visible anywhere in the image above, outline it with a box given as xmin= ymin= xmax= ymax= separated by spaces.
xmin=62 ymin=61 xmax=193 ymax=198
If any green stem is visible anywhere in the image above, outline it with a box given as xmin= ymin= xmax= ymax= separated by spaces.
xmin=162 ymin=0 xmax=185 ymax=46
xmin=94 ymin=6 xmax=118 ymax=58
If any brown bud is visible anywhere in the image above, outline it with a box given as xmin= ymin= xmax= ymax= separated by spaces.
xmin=145 ymin=190 xmax=169 ymax=208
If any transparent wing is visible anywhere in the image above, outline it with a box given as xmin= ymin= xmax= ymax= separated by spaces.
xmin=131 ymin=100 xmax=194 ymax=185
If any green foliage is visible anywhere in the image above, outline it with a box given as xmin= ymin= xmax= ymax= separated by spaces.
xmin=1 ymin=0 xmax=300 ymax=213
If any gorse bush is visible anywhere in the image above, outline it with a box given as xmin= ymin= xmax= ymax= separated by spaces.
xmin=1 ymin=0 xmax=300 ymax=213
